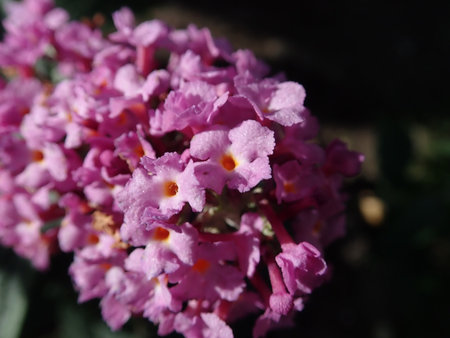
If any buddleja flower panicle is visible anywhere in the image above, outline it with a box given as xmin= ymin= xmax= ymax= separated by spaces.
xmin=0 ymin=1 xmax=364 ymax=337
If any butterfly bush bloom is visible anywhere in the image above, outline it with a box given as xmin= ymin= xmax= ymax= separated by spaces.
xmin=190 ymin=120 xmax=275 ymax=193
xmin=0 ymin=1 xmax=364 ymax=337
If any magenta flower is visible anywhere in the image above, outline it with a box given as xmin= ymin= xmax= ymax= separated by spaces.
xmin=114 ymin=128 xmax=155 ymax=170
xmin=0 ymin=130 xmax=30 ymax=174
xmin=113 ymin=64 xmax=145 ymax=98
xmin=273 ymin=160 xmax=321 ymax=204
xmin=169 ymin=50 xmax=236 ymax=89
xmin=117 ymin=152 xmax=205 ymax=242
xmin=323 ymin=139 xmax=365 ymax=177
xmin=57 ymin=193 xmax=92 ymax=252
xmin=136 ymin=153 xmax=203 ymax=212
xmin=169 ymin=24 xmax=229 ymax=64
xmin=275 ymin=109 xmax=325 ymax=165
xmin=125 ymin=223 xmax=198 ymax=280
xmin=235 ymin=74 xmax=307 ymax=126
xmin=101 ymin=267 xmax=153 ymax=330
xmin=150 ymin=80 xmax=228 ymax=135
xmin=0 ymin=78 xmax=41 ymax=131
xmin=69 ymin=235 xmax=127 ymax=302
xmin=0 ymin=0 xmax=57 ymax=68
xmin=232 ymin=49 xmax=270 ymax=79
xmin=54 ymin=22 xmax=106 ymax=69
xmin=171 ymin=241 xmax=245 ymax=302
xmin=190 ymin=119 xmax=275 ymax=193
xmin=276 ymin=242 xmax=327 ymax=295
xmin=142 ymin=274 xmax=182 ymax=325
xmin=0 ymin=191 xmax=55 ymax=270
xmin=174 ymin=310 xmax=233 ymax=338
xmin=15 ymin=143 xmax=74 ymax=189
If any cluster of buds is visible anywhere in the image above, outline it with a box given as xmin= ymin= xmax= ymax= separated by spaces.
xmin=0 ymin=0 xmax=363 ymax=337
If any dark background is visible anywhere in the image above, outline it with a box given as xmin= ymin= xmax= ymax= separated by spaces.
xmin=1 ymin=1 xmax=449 ymax=337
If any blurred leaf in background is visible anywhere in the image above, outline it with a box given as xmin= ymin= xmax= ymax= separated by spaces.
xmin=0 ymin=266 xmax=28 ymax=338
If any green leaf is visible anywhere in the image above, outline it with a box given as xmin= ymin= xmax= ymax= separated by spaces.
xmin=0 ymin=270 xmax=28 ymax=338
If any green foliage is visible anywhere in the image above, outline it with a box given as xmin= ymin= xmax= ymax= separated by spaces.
xmin=0 ymin=269 xmax=28 ymax=338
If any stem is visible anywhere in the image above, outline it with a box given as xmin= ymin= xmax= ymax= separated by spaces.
xmin=266 ymin=254 xmax=293 ymax=315
xmin=260 ymin=202 xmax=294 ymax=246
xmin=266 ymin=256 xmax=287 ymax=295
xmin=136 ymin=45 xmax=155 ymax=77
xmin=282 ymin=197 xmax=318 ymax=221
xmin=249 ymin=273 xmax=271 ymax=307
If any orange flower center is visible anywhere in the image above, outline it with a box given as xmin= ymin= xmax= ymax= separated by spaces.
xmin=163 ymin=181 xmax=179 ymax=197
xmin=262 ymin=107 xmax=271 ymax=114
xmin=99 ymin=262 xmax=112 ymax=271
xmin=20 ymin=107 xmax=30 ymax=116
xmin=220 ymin=154 xmax=237 ymax=171
xmin=129 ymin=102 xmax=147 ymax=115
xmin=192 ymin=258 xmax=211 ymax=274
xmin=283 ymin=182 xmax=296 ymax=193
xmin=87 ymin=233 xmax=100 ymax=244
xmin=152 ymin=227 xmax=170 ymax=241
xmin=117 ymin=112 xmax=128 ymax=125
xmin=312 ymin=221 xmax=323 ymax=235
xmin=31 ymin=150 xmax=44 ymax=162
xmin=133 ymin=144 xmax=145 ymax=158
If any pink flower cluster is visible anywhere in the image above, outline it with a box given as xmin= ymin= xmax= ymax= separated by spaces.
xmin=0 ymin=1 xmax=364 ymax=337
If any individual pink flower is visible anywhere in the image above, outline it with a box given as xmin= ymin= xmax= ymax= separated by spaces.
xmin=113 ymin=64 xmax=144 ymax=98
xmin=54 ymin=21 xmax=107 ymax=72
xmin=142 ymin=274 xmax=182 ymax=325
xmin=73 ymin=145 xmax=130 ymax=208
xmin=174 ymin=310 xmax=234 ymax=338
xmin=0 ymin=0 xmax=61 ymax=69
xmin=0 ymin=130 xmax=30 ymax=174
xmin=57 ymin=193 xmax=92 ymax=252
xmin=198 ymin=212 xmax=263 ymax=278
xmin=169 ymin=50 xmax=236 ymax=89
xmin=275 ymin=242 xmax=327 ymax=296
xmin=0 ymin=78 xmax=41 ymax=131
xmin=323 ymin=139 xmax=365 ymax=177
xmin=292 ymin=207 xmax=347 ymax=250
xmin=274 ymin=109 xmax=325 ymax=165
xmin=69 ymin=235 xmax=127 ymax=302
xmin=110 ymin=8 xmax=169 ymax=76
xmin=168 ymin=24 xmax=230 ymax=64
xmin=125 ymin=223 xmax=198 ymax=280
xmin=273 ymin=160 xmax=321 ymax=204
xmin=232 ymin=49 xmax=269 ymax=79
xmin=15 ymin=143 xmax=77 ymax=189
xmin=150 ymin=80 xmax=228 ymax=135
xmin=234 ymin=74 xmax=307 ymax=126
xmin=101 ymin=267 xmax=153 ymax=330
xmin=7 ymin=193 xmax=54 ymax=270
xmin=139 ymin=152 xmax=205 ymax=215
xmin=171 ymin=241 xmax=245 ymax=302
xmin=117 ymin=152 xmax=205 ymax=240
xmin=253 ymin=308 xmax=297 ymax=338
xmin=114 ymin=128 xmax=155 ymax=171
xmin=109 ymin=7 xmax=135 ymax=43
xmin=139 ymin=69 xmax=170 ymax=102
xmin=190 ymin=119 xmax=275 ymax=193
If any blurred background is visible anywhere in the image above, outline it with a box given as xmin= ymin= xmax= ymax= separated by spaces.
xmin=1 ymin=0 xmax=449 ymax=337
